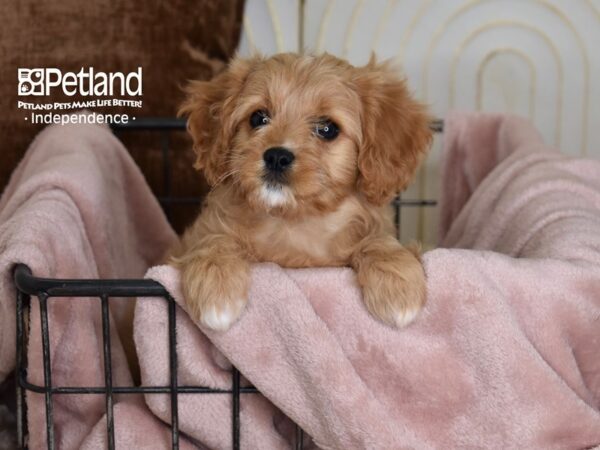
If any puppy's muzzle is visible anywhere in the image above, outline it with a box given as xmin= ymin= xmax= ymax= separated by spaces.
xmin=263 ymin=147 xmax=295 ymax=174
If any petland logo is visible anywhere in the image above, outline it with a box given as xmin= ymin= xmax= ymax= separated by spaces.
xmin=18 ymin=67 xmax=143 ymax=126
xmin=18 ymin=67 xmax=142 ymax=97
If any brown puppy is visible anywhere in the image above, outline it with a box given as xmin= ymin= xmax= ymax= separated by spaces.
xmin=172 ymin=53 xmax=432 ymax=331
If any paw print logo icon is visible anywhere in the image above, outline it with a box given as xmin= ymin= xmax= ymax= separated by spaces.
xmin=18 ymin=69 xmax=45 ymax=96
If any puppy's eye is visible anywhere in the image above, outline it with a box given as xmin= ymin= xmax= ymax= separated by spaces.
xmin=250 ymin=110 xmax=270 ymax=129
xmin=314 ymin=120 xmax=339 ymax=141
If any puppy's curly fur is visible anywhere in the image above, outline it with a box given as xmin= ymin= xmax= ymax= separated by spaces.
xmin=172 ymin=53 xmax=432 ymax=331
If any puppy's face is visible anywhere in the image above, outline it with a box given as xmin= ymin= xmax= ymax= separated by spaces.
xmin=180 ymin=53 xmax=431 ymax=216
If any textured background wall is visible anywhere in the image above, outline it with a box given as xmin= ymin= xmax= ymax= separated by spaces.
xmin=237 ymin=0 xmax=600 ymax=246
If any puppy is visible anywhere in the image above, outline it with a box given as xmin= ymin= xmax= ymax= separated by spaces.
xmin=172 ymin=53 xmax=432 ymax=331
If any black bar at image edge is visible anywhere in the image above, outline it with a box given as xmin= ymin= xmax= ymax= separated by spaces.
xmin=39 ymin=295 xmax=55 ymax=449
xmin=100 ymin=295 xmax=115 ymax=449
xmin=168 ymin=295 xmax=179 ymax=450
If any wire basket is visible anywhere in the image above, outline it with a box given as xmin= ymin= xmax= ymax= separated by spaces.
xmin=13 ymin=118 xmax=440 ymax=449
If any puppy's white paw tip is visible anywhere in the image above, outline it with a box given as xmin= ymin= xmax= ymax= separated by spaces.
xmin=395 ymin=307 xmax=419 ymax=328
xmin=201 ymin=301 xmax=243 ymax=331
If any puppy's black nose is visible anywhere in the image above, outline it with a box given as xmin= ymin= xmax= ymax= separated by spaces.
xmin=263 ymin=147 xmax=295 ymax=172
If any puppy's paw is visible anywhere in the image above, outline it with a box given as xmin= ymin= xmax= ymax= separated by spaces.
xmin=181 ymin=260 xmax=249 ymax=331
xmin=358 ymin=254 xmax=426 ymax=328
xmin=200 ymin=298 xmax=246 ymax=331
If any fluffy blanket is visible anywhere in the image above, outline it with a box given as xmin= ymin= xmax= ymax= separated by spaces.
xmin=1 ymin=112 xmax=599 ymax=449
xmin=0 ymin=115 xmax=177 ymax=449
xmin=135 ymin=112 xmax=600 ymax=449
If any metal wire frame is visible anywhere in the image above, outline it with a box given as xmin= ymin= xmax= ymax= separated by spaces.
xmin=13 ymin=117 xmax=442 ymax=449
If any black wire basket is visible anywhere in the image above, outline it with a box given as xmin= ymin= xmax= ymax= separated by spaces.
xmin=13 ymin=118 xmax=440 ymax=449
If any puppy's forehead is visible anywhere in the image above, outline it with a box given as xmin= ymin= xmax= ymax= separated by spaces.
xmin=242 ymin=56 xmax=358 ymax=115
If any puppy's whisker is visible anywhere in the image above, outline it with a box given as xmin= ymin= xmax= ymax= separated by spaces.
xmin=210 ymin=168 xmax=239 ymax=191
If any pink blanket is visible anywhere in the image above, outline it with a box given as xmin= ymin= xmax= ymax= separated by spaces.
xmin=136 ymin=112 xmax=600 ymax=449
xmin=2 ymin=112 xmax=599 ymax=449
xmin=0 ymin=116 xmax=177 ymax=449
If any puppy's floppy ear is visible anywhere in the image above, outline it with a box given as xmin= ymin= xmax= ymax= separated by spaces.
xmin=353 ymin=59 xmax=432 ymax=205
xmin=179 ymin=57 xmax=258 ymax=185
